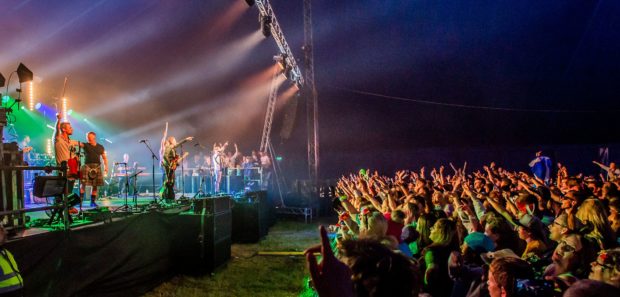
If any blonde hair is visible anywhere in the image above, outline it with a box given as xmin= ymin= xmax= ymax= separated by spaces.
xmin=429 ymin=218 xmax=457 ymax=247
xmin=360 ymin=212 xmax=388 ymax=239
xmin=576 ymin=198 xmax=616 ymax=249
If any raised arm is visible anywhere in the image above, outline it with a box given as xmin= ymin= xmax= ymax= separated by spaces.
xmin=174 ymin=136 xmax=194 ymax=148
xmin=159 ymin=122 xmax=169 ymax=157
xmin=593 ymin=161 xmax=610 ymax=171
xmin=54 ymin=113 xmax=62 ymax=140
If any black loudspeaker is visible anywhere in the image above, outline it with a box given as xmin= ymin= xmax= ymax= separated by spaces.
xmin=204 ymin=209 xmax=232 ymax=272
xmin=194 ymin=195 xmax=232 ymax=214
xmin=232 ymin=202 xmax=261 ymax=243
xmin=1 ymin=142 xmax=25 ymax=228
xmin=232 ymin=191 xmax=271 ymax=243
xmin=182 ymin=196 xmax=232 ymax=275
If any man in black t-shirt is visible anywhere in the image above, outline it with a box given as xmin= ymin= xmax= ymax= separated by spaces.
xmin=80 ymin=131 xmax=108 ymax=207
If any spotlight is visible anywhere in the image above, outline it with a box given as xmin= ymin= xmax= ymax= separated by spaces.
xmin=16 ymin=63 xmax=34 ymax=83
xmin=244 ymin=0 xmax=255 ymax=6
xmin=273 ymin=54 xmax=287 ymax=70
xmin=35 ymin=103 xmax=42 ymax=110
xmin=67 ymin=109 xmax=73 ymax=115
xmin=261 ymin=15 xmax=272 ymax=37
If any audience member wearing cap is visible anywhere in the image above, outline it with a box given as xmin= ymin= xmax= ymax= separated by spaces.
xmin=483 ymin=214 xmax=524 ymax=256
xmin=543 ymin=234 xmax=594 ymax=294
xmin=516 ymin=214 xmax=549 ymax=259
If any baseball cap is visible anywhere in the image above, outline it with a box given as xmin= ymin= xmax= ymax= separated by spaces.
xmin=481 ymin=248 xmax=519 ymax=264
xmin=464 ymin=232 xmax=496 ymax=253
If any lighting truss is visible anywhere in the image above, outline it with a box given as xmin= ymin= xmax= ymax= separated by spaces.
xmin=255 ymin=0 xmax=304 ymax=87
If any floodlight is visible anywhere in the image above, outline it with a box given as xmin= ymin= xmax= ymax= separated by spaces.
xmin=16 ymin=63 xmax=33 ymax=83
xmin=261 ymin=15 xmax=272 ymax=37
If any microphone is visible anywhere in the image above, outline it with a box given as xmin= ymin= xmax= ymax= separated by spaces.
xmin=114 ymin=162 xmax=127 ymax=165
xmin=139 ymin=139 xmax=147 ymax=143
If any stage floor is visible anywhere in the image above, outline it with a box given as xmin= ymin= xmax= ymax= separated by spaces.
xmin=18 ymin=193 xmax=198 ymax=239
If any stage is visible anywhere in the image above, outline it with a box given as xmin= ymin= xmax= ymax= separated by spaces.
xmin=5 ymin=191 xmax=275 ymax=297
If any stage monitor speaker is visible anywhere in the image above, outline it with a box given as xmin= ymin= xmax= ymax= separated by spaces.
xmin=33 ymin=176 xmax=66 ymax=197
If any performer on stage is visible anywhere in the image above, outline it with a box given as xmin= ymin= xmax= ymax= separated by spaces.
xmin=212 ymin=142 xmax=229 ymax=193
xmin=80 ymin=131 xmax=108 ymax=208
xmin=159 ymin=122 xmax=193 ymax=202
xmin=53 ymin=113 xmax=81 ymax=192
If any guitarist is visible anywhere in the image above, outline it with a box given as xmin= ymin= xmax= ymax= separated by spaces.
xmin=159 ymin=122 xmax=193 ymax=202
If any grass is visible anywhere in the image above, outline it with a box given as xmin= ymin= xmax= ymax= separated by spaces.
xmin=143 ymin=218 xmax=334 ymax=297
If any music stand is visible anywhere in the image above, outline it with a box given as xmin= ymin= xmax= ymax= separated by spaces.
xmin=33 ymin=176 xmax=78 ymax=225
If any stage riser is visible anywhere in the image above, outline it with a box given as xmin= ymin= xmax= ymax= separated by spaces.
xmin=6 ymin=209 xmax=232 ymax=297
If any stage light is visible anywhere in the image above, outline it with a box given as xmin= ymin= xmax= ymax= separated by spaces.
xmin=83 ymin=118 xmax=89 ymax=122
xmin=21 ymin=106 xmax=25 ymax=110
xmin=2 ymin=96 xmax=9 ymax=104
xmin=61 ymin=97 xmax=68 ymax=121
xmin=16 ymin=63 xmax=34 ymax=83
xmin=273 ymin=54 xmax=287 ymax=70
xmin=245 ymin=0 xmax=255 ymax=6
xmin=28 ymin=81 xmax=34 ymax=110
xmin=67 ymin=109 xmax=73 ymax=115
xmin=46 ymin=138 xmax=52 ymax=155
xmin=35 ymin=103 xmax=42 ymax=110
xmin=276 ymin=156 xmax=283 ymax=161
xmin=260 ymin=15 xmax=272 ymax=37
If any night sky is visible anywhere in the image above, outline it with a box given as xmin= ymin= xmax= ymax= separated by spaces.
xmin=2 ymin=0 xmax=619 ymax=178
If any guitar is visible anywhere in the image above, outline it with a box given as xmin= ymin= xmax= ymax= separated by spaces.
xmin=169 ymin=152 xmax=189 ymax=171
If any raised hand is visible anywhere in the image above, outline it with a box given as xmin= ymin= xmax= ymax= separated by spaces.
xmin=305 ymin=226 xmax=354 ymax=297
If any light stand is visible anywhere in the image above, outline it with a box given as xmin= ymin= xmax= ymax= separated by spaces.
xmin=141 ymin=140 xmax=159 ymax=204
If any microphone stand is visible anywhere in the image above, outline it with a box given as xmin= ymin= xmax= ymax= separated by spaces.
xmin=141 ymin=140 xmax=159 ymax=204
xmin=180 ymin=143 xmax=186 ymax=199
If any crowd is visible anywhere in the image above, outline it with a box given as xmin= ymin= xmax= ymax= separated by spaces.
xmin=305 ymin=160 xmax=620 ymax=297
